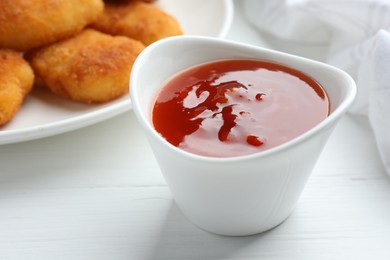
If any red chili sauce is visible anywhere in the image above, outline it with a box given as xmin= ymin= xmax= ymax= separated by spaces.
xmin=152 ymin=59 xmax=329 ymax=157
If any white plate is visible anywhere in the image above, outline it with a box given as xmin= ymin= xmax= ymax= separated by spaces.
xmin=0 ymin=0 xmax=234 ymax=145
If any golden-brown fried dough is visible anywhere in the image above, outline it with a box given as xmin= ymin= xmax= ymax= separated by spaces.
xmin=27 ymin=29 xmax=145 ymax=104
xmin=0 ymin=49 xmax=34 ymax=126
xmin=0 ymin=0 xmax=104 ymax=51
xmin=91 ymin=1 xmax=182 ymax=46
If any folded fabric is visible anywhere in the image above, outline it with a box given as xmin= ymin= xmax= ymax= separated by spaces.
xmin=241 ymin=0 xmax=390 ymax=174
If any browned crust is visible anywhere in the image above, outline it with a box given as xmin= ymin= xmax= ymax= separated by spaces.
xmin=0 ymin=0 xmax=104 ymax=51
xmin=27 ymin=29 xmax=145 ymax=103
xmin=91 ymin=1 xmax=182 ymax=46
xmin=0 ymin=49 xmax=34 ymax=125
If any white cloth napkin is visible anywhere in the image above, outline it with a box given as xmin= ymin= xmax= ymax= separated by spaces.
xmin=241 ymin=0 xmax=390 ymax=174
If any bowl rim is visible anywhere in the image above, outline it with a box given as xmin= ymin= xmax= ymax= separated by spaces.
xmin=130 ymin=35 xmax=357 ymax=163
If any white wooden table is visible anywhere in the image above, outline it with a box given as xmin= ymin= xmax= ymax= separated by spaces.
xmin=1 ymin=2 xmax=390 ymax=259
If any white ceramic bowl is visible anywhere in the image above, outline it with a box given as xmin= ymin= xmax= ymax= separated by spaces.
xmin=130 ymin=36 xmax=356 ymax=236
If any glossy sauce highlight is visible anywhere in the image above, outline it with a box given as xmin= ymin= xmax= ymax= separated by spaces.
xmin=152 ymin=59 xmax=329 ymax=157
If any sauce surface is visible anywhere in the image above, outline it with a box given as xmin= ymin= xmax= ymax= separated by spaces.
xmin=152 ymin=59 xmax=329 ymax=157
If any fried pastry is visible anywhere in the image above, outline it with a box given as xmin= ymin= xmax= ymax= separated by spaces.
xmin=0 ymin=49 xmax=34 ymax=126
xmin=0 ymin=0 xmax=104 ymax=51
xmin=91 ymin=1 xmax=182 ymax=46
xmin=27 ymin=29 xmax=145 ymax=103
